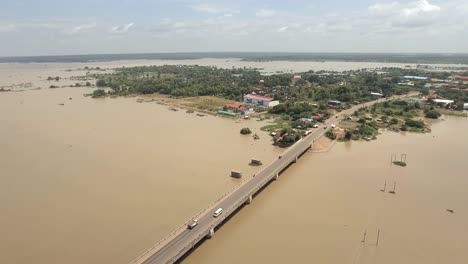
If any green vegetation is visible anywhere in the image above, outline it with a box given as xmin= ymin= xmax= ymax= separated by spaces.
xmin=240 ymin=128 xmax=252 ymax=135
xmin=405 ymin=119 xmax=425 ymax=129
xmin=345 ymin=99 xmax=433 ymax=137
xmin=89 ymin=64 xmax=468 ymax=143
xmin=325 ymin=130 xmax=337 ymax=140
xmin=91 ymin=89 xmax=106 ymax=98
xmin=424 ymin=109 xmax=441 ymax=119
xmin=273 ymin=128 xmax=302 ymax=146
xmin=261 ymin=118 xmax=291 ymax=132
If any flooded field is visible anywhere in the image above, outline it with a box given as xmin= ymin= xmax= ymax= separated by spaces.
xmin=1 ymin=62 xmax=467 ymax=264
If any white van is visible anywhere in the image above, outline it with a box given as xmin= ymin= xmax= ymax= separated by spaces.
xmin=213 ymin=208 xmax=223 ymax=217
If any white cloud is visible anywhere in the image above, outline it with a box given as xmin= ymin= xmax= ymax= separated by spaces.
xmin=0 ymin=24 xmax=16 ymax=33
xmin=402 ymin=0 xmax=440 ymax=17
xmin=256 ymin=9 xmax=276 ymax=18
xmin=368 ymin=0 xmax=441 ymax=28
xmin=111 ymin=23 xmax=134 ymax=34
xmin=66 ymin=23 xmax=96 ymax=35
xmin=191 ymin=4 xmax=236 ymax=14
xmin=277 ymin=26 xmax=288 ymax=33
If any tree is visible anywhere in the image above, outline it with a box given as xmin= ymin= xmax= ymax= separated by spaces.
xmin=405 ymin=119 xmax=424 ymax=128
xmin=344 ymin=130 xmax=353 ymax=141
xmin=86 ymin=82 xmax=91 ymax=87
xmin=424 ymin=109 xmax=441 ymax=119
xmin=390 ymin=118 xmax=399 ymax=124
xmin=96 ymin=79 xmax=107 ymax=87
xmin=91 ymin=89 xmax=106 ymax=98
xmin=240 ymin=128 xmax=252 ymax=134
xmin=325 ymin=130 xmax=337 ymax=140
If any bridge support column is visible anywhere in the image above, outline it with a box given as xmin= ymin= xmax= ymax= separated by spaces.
xmin=274 ymin=173 xmax=279 ymax=181
xmin=293 ymin=156 xmax=298 ymax=163
xmin=206 ymin=228 xmax=215 ymax=239
xmin=245 ymin=195 xmax=253 ymax=204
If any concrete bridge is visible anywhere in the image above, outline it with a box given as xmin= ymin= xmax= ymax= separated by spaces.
xmin=130 ymin=97 xmax=396 ymax=264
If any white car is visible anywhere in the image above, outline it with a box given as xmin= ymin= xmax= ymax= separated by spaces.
xmin=331 ymin=124 xmax=336 ymax=128
xmin=187 ymin=219 xmax=198 ymax=229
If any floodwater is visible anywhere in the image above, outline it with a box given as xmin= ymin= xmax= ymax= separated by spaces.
xmin=0 ymin=86 xmax=282 ymax=264
xmin=1 ymin=63 xmax=468 ymax=264
xmin=1 ymin=58 xmax=468 ymax=79
xmin=185 ymin=116 xmax=468 ymax=264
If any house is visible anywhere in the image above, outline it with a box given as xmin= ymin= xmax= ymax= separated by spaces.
xmin=370 ymin=92 xmax=384 ymax=97
xmin=291 ymin=75 xmax=302 ymax=84
xmin=301 ymin=118 xmax=313 ymax=123
xmin=252 ymin=87 xmax=266 ymax=95
xmin=404 ymin=76 xmax=429 ymax=81
xmin=433 ymin=99 xmax=454 ymax=105
xmin=243 ymin=94 xmax=279 ymax=107
xmin=328 ymin=100 xmax=342 ymax=106
xmin=464 ymin=103 xmax=468 ymax=110
xmin=311 ymin=113 xmax=324 ymax=120
xmin=451 ymin=75 xmax=468 ymax=84
xmin=225 ymin=102 xmax=254 ymax=115
xmin=225 ymin=102 xmax=243 ymax=112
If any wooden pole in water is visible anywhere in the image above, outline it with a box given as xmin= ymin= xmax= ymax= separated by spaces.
xmin=380 ymin=180 xmax=386 ymax=192
xmin=361 ymin=229 xmax=367 ymax=243
xmin=389 ymin=181 xmax=396 ymax=194
xmin=376 ymin=229 xmax=381 ymax=246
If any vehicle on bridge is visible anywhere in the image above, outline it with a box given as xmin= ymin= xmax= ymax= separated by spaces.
xmin=213 ymin=208 xmax=223 ymax=217
xmin=187 ymin=219 xmax=198 ymax=229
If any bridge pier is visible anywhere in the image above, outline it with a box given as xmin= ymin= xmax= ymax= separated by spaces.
xmin=245 ymin=195 xmax=253 ymax=204
xmin=274 ymin=173 xmax=279 ymax=181
xmin=206 ymin=228 xmax=215 ymax=239
xmin=293 ymin=156 xmax=298 ymax=163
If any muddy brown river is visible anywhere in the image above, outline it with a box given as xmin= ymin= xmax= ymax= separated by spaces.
xmin=1 ymin=62 xmax=467 ymax=264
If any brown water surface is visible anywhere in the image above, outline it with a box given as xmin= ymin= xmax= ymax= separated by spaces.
xmin=0 ymin=87 xmax=281 ymax=264
xmin=1 ymin=63 xmax=467 ymax=264
xmin=185 ymin=116 xmax=468 ymax=264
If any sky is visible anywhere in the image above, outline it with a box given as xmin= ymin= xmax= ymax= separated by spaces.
xmin=0 ymin=0 xmax=467 ymax=56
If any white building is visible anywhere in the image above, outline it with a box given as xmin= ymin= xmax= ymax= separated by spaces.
xmin=243 ymin=94 xmax=279 ymax=107
xmin=433 ymin=99 xmax=454 ymax=105
xmin=464 ymin=103 xmax=468 ymax=110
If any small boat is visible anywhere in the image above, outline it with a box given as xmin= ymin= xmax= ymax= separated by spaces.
xmin=253 ymin=134 xmax=260 ymax=140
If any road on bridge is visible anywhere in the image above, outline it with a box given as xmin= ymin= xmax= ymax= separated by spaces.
xmin=132 ymin=96 xmax=398 ymax=264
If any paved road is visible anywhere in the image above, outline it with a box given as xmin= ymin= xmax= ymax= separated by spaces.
xmin=133 ymin=97 xmax=396 ymax=264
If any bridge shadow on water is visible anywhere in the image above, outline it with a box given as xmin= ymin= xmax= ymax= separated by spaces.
xmin=175 ymin=148 xmax=310 ymax=263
